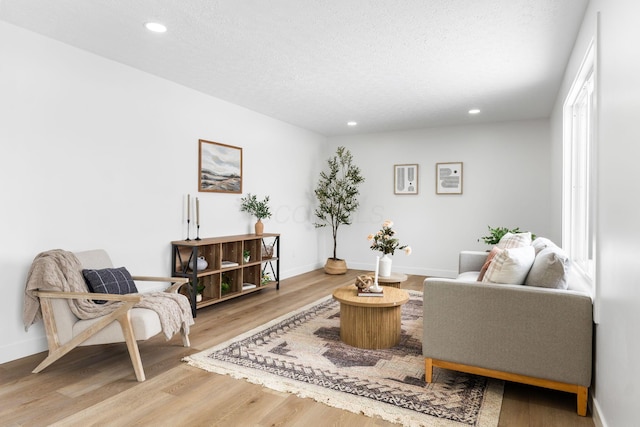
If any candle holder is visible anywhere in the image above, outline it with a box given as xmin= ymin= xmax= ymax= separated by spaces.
xmin=186 ymin=219 xmax=191 ymax=241
xmin=195 ymin=224 xmax=201 ymax=240
xmin=369 ymin=281 xmax=382 ymax=293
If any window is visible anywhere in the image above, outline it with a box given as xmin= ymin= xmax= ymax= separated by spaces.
xmin=563 ymin=40 xmax=597 ymax=289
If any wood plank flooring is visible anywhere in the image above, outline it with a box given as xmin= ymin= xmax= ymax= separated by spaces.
xmin=0 ymin=269 xmax=594 ymax=426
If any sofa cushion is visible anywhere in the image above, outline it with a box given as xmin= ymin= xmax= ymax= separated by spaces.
xmin=482 ymin=245 xmax=535 ymax=285
xmin=531 ymin=237 xmax=558 ymax=255
xmin=82 ymin=267 xmax=138 ymax=303
xmin=477 ymin=246 xmax=502 ymax=281
xmin=497 ymin=232 xmax=532 ymax=249
xmin=457 ymin=271 xmax=481 ymax=281
xmin=525 ymin=246 xmax=571 ymax=289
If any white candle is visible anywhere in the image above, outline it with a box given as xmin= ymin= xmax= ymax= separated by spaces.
xmin=187 ymin=194 xmax=191 ymax=222
xmin=374 ymin=255 xmax=379 ymax=284
xmin=196 ymin=197 xmax=200 ymax=225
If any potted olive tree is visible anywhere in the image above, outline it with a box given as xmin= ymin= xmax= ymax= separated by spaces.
xmin=314 ymin=146 xmax=364 ymax=274
xmin=240 ymin=193 xmax=271 ymax=235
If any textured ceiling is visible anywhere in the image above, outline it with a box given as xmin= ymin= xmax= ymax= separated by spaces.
xmin=0 ymin=0 xmax=588 ymax=136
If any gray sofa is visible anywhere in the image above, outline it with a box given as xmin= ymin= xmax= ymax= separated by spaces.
xmin=422 ymin=250 xmax=593 ymax=416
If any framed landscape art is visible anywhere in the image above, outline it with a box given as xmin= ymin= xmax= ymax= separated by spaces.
xmin=394 ymin=164 xmax=418 ymax=194
xmin=198 ymin=139 xmax=243 ymax=193
xmin=436 ymin=162 xmax=463 ymax=194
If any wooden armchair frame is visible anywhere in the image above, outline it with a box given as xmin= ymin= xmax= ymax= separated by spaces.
xmin=33 ymin=276 xmax=189 ymax=382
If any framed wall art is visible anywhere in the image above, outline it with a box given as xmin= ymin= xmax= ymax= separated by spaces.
xmin=436 ymin=162 xmax=463 ymax=194
xmin=394 ymin=164 xmax=418 ymax=194
xmin=198 ymin=139 xmax=243 ymax=193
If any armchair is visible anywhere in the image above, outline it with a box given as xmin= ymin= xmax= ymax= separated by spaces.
xmin=26 ymin=249 xmax=192 ymax=382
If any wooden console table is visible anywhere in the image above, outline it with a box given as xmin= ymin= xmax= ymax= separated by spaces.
xmin=171 ymin=233 xmax=280 ymax=317
xmin=332 ymin=285 xmax=409 ymax=349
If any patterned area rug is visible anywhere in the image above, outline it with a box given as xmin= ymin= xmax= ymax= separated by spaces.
xmin=183 ymin=290 xmax=503 ymax=426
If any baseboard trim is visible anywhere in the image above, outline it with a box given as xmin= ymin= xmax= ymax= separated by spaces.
xmin=591 ymin=396 xmax=607 ymax=427
xmin=0 ymin=335 xmax=47 ymax=365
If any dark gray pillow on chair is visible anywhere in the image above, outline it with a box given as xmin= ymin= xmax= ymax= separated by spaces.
xmin=82 ymin=267 xmax=138 ymax=303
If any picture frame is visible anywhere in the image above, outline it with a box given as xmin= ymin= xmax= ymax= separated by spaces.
xmin=436 ymin=162 xmax=463 ymax=194
xmin=394 ymin=164 xmax=419 ymax=194
xmin=198 ymin=139 xmax=243 ymax=193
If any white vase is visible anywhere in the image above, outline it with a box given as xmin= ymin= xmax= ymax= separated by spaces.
xmin=379 ymin=254 xmax=392 ymax=277
xmin=190 ymin=256 xmax=208 ymax=271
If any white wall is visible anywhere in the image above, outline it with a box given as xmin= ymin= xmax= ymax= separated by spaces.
xmin=550 ymin=1 xmax=640 ymax=426
xmin=327 ymin=120 xmax=552 ymax=277
xmin=0 ymin=22 xmax=326 ymax=364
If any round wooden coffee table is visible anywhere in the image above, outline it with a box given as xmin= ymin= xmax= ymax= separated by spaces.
xmin=367 ymin=272 xmax=408 ymax=288
xmin=332 ymin=285 xmax=409 ymax=349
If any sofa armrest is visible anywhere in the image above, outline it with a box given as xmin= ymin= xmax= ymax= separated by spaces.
xmin=422 ymin=278 xmax=593 ymax=387
xmin=459 ymin=251 xmax=488 ymax=274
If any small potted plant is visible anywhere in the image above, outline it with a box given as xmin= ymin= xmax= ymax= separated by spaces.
xmin=221 ymin=273 xmax=231 ymax=295
xmin=243 ymin=249 xmax=251 ymax=263
xmin=189 ymin=280 xmax=205 ymax=303
xmin=478 ymin=226 xmax=536 ymax=246
xmin=240 ymin=193 xmax=272 ymax=235
xmin=261 ymin=271 xmax=271 ymax=285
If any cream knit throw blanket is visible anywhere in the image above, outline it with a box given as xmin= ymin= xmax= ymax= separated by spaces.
xmin=24 ymin=249 xmax=194 ymax=340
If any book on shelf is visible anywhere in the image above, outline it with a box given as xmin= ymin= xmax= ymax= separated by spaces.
xmin=358 ymin=289 xmax=384 ymax=297
xmin=221 ymin=260 xmax=239 ymax=268
xmin=242 ymin=283 xmax=256 ymax=290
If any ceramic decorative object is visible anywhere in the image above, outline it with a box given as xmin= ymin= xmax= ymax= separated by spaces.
xmin=190 ymin=256 xmax=208 ymax=271
xmin=255 ymin=219 xmax=264 ymax=235
xmin=379 ymin=254 xmax=392 ymax=277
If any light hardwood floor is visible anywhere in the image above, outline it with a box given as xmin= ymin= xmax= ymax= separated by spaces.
xmin=1 ymin=270 xmax=594 ymax=426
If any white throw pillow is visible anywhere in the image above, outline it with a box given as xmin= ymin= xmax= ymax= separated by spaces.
xmin=497 ymin=232 xmax=532 ymax=249
xmin=482 ymin=245 xmax=536 ymax=285
xmin=531 ymin=237 xmax=558 ymax=255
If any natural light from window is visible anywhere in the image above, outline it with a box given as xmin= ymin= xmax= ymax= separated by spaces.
xmin=563 ymin=39 xmax=597 ymax=293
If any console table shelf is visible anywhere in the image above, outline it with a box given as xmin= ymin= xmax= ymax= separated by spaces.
xmin=171 ymin=233 xmax=280 ymax=316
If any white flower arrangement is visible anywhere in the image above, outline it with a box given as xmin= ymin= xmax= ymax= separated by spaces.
xmin=367 ymin=220 xmax=411 ymax=256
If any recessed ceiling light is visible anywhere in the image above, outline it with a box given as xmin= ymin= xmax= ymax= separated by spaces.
xmin=145 ymin=22 xmax=167 ymax=33
xmin=468 ymin=109 xmax=481 ymax=115
xmin=347 ymin=121 xmax=358 ymax=126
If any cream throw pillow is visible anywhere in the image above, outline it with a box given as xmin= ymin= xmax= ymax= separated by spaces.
xmin=497 ymin=232 xmax=532 ymax=249
xmin=482 ymin=245 xmax=535 ymax=285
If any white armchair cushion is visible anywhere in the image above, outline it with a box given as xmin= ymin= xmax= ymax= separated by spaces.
xmin=74 ymin=308 xmax=162 ymax=345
